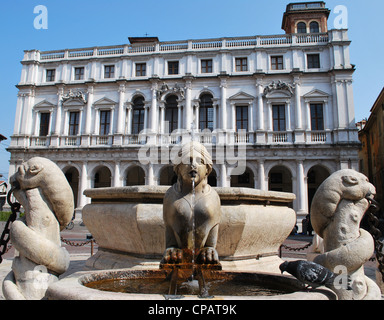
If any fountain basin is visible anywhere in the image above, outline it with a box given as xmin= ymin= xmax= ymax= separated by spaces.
xmin=82 ymin=186 xmax=296 ymax=273
xmin=47 ymin=269 xmax=336 ymax=300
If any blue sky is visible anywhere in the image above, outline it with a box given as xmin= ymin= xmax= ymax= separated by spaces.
xmin=0 ymin=0 xmax=383 ymax=181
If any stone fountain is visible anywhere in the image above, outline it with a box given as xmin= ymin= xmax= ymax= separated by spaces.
xmin=3 ymin=144 xmax=382 ymax=300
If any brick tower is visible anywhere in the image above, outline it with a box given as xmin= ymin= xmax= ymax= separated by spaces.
xmin=282 ymin=2 xmax=331 ymax=34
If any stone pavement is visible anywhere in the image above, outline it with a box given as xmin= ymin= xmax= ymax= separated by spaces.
xmin=0 ymin=223 xmax=382 ymax=300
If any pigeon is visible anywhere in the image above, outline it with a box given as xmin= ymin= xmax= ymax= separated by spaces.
xmin=279 ymin=260 xmax=352 ymax=290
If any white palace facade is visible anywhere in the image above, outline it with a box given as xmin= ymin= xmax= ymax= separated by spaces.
xmin=8 ymin=2 xmax=360 ymax=226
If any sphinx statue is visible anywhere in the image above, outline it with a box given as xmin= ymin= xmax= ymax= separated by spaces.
xmin=2 ymin=157 xmax=74 ymax=300
xmin=161 ymin=141 xmax=222 ymax=266
xmin=310 ymin=169 xmax=381 ymax=300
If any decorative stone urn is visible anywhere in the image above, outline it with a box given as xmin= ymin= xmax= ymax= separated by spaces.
xmin=82 ymin=186 xmax=296 ymax=274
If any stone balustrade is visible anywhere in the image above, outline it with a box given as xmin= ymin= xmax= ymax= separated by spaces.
xmin=30 ymin=32 xmax=331 ymax=62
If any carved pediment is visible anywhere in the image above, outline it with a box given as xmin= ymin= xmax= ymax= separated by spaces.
xmin=263 ymin=80 xmax=294 ymax=97
xmin=34 ymin=100 xmax=55 ymax=110
xmin=228 ymin=91 xmax=255 ymax=101
xmin=264 ymin=90 xmax=292 ymax=99
xmin=93 ymin=97 xmax=117 ymax=106
xmin=303 ymin=89 xmax=329 ymax=99
xmin=62 ymin=90 xmax=87 ymax=104
xmin=157 ymin=82 xmax=185 ymax=100
xmin=62 ymin=99 xmax=86 ymax=107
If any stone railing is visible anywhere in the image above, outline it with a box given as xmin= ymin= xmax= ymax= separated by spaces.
xmin=27 ymin=130 xmax=332 ymax=148
xmin=35 ymin=33 xmax=330 ymax=62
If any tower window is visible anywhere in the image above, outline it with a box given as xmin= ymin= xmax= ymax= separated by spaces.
xmin=310 ymin=21 xmax=320 ymax=33
xmin=297 ymin=22 xmax=307 ymax=33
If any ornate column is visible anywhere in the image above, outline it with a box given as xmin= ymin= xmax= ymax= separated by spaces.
xmin=20 ymin=87 xmax=35 ymax=136
xmin=146 ymin=163 xmax=155 ymax=186
xmin=159 ymin=103 xmax=166 ymax=134
xmin=194 ymin=101 xmax=200 ymax=130
xmin=144 ymin=80 xmax=159 ymax=145
xmin=126 ymin=104 xmax=132 ymax=135
xmin=293 ymin=76 xmax=302 ymax=129
xmin=255 ymin=79 xmax=264 ymax=130
xmin=248 ymin=101 xmax=254 ymax=132
xmin=78 ymin=161 xmax=89 ymax=208
xmin=177 ymin=103 xmax=182 ymax=131
xmin=150 ymin=80 xmax=159 ymax=133
xmin=13 ymin=94 xmax=24 ymax=135
xmin=116 ymin=83 xmax=126 ymax=135
xmin=113 ymin=83 xmax=125 ymax=145
xmin=144 ymin=103 xmax=149 ymax=133
xmin=219 ymin=76 xmax=228 ymax=130
xmin=213 ymin=99 xmax=219 ymax=130
xmin=230 ymin=102 xmax=236 ymax=131
xmin=267 ymin=101 xmax=273 ymax=131
xmin=184 ymin=77 xmax=193 ymax=131
xmin=82 ymin=84 xmax=94 ymax=146
xmin=286 ymin=100 xmax=291 ymax=132
xmin=255 ymin=78 xmax=265 ymax=144
xmin=258 ymin=160 xmax=266 ymax=190
xmin=305 ymin=100 xmax=311 ymax=130
xmin=296 ymin=160 xmax=307 ymax=215
xmin=113 ymin=161 xmax=121 ymax=187
xmin=220 ymin=163 xmax=228 ymax=187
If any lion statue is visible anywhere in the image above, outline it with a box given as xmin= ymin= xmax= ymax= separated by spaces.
xmin=2 ymin=157 xmax=74 ymax=300
xmin=310 ymin=169 xmax=381 ymax=300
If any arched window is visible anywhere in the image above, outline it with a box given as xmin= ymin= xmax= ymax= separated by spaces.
xmin=307 ymin=165 xmax=330 ymax=212
xmin=132 ymin=96 xmax=145 ymax=135
xmin=231 ymin=167 xmax=254 ymax=188
xmin=126 ymin=166 xmax=145 ymax=186
xmin=268 ymin=165 xmax=292 ymax=193
xmin=199 ymin=94 xmax=214 ymax=131
xmin=297 ymin=22 xmax=307 ymax=34
xmin=64 ymin=167 xmax=79 ymax=209
xmin=165 ymin=95 xmax=178 ymax=133
xmin=310 ymin=21 xmax=320 ymax=33
xmin=94 ymin=166 xmax=111 ymax=188
xmin=159 ymin=166 xmax=177 ymax=185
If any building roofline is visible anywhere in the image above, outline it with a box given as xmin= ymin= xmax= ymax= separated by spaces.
xmin=360 ymin=87 xmax=384 ymax=132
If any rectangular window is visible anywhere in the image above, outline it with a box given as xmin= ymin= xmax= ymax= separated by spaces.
xmin=99 ymin=110 xmax=111 ymax=135
xmin=132 ymin=109 xmax=145 ymax=134
xmin=236 ymin=106 xmax=248 ymax=131
xmin=235 ymin=58 xmax=248 ymax=72
xmin=199 ymin=107 xmax=214 ymax=131
xmin=39 ymin=113 xmax=50 ymax=136
xmin=104 ymin=65 xmax=115 ymax=78
xmin=165 ymin=108 xmax=178 ymax=132
xmin=201 ymin=59 xmax=213 ymax=73
xmin=74 ymin=67 xmax=84 ymax=80
xmin=168 ymin=61 xmax=179 ymax=75
xmin=271 ymin=56 xmax=284 ymax=70
xmin=46 ymin=69 xmax=55 ymax=82
xmin=135 ymin=63 xmax=146 ymax=77
xmin=310 ymin=104 xmax=324 ymax=130
xmin=307 ymin=54 xmax=320 ymax=68
xmin=273 ymin=105 xmax=286 ymax=131
xmin=68 ymin=111 xmax=80 ymax=135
